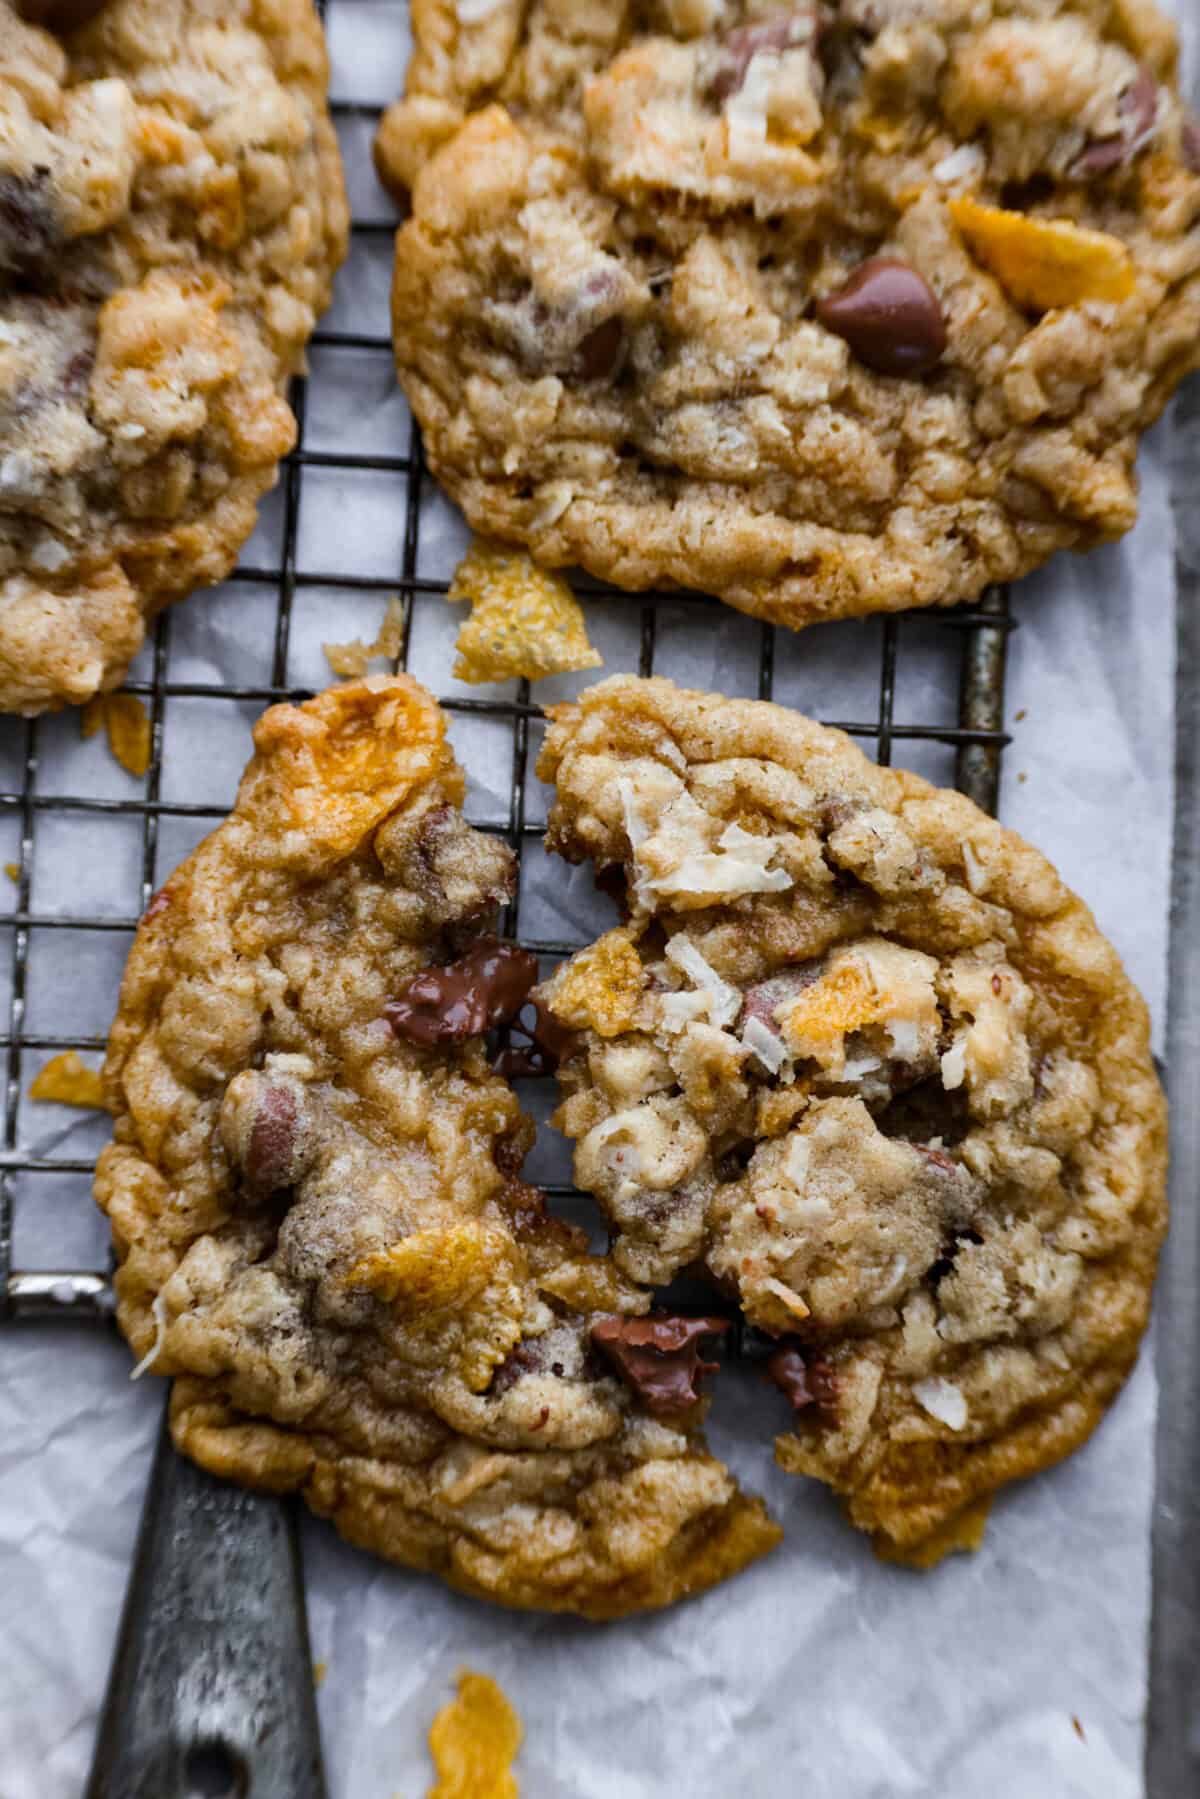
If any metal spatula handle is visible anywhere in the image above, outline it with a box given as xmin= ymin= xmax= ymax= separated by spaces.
xmin=86 ymin=1401 xmax=327 ymax=1799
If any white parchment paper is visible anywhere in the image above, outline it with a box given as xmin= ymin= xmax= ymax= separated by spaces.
xmin=0 ymin=3 xmax=1187 ymax=1792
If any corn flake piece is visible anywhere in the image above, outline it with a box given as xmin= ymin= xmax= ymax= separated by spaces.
xmin=4 ymin=863 xmax=18 ymax=883
xmin=346 ymin=1221 xmax=502 ymax=1314
xmin=778 ymin=960 xmax=879 ymax=1059
xmin=544 ymin=930 xmax=645 ymax=1037
xmin=82 ymin=692 xmax=151 ymax=777
xmin=428 ymin=1671 xmax=522 ymax=1799
xmin=949 ymin=197 xmax=1135 ymax=310
xmin=29 ymin=1050 xmax=106 ymax=1110
xmin=323 ymin=597 xmax=406 ymax=679
xmin=449 ymin=540 xmax=602 ymax=685
xmin=875 ymin=1496 xmax=992 ymax=1569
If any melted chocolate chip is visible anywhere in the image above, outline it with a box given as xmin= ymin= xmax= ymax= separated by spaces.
xmin=386 ymin=940 xmax=538 ymax=1046
xmin=576 ymin=316 xmax=625 ymax=381
xmin=815 ymin=257 xmax=946 ymax=377
xmin=0 ymin=171 xmax=60 ymax=280
xmin=766 ymin=1343 xmax=838 ymax=1413
xmin=590 ymin=1313 xmax=728 ymax=1415
xmin=1074 ymin=66 xmax=1159 ymax=175
xmin=16 ymin=0 xmax=110 ymax=23
xmin=709 ymin=10 xmax=818 ymax=102
xmin=244 ymin=1083 xmax=307 ymax=1196
xmin=492 ymin=996 xmax=580 ymax=1077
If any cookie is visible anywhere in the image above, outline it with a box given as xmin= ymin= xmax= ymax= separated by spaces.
xmin=383 ymin=0 xmax=1200 ymax=629
xmin=94 ymin=676 xmax=779 ymax=1617
xmin=537 ymin=676 xmax=1166 ymax=1557
xmin=0 ymin=0 xmax=348 ymax=715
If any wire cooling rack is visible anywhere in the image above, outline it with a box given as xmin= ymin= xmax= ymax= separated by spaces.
xmin=0 ymin=0 xmax=1012 ymax=1330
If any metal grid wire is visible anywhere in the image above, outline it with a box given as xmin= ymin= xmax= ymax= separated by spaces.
xmin=0 ymin=1 xmax=1013 ymax=1329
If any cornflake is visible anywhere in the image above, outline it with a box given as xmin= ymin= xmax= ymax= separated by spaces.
xmin=543 ymin=930 xmax=645 ymax=1037
xmin=322 ymin=597 xmax=405 ymax=679
xmin=949 ymin=197 xmax=1135 ymax=310
xmin=29 ymin=1050 xmax=106 ymax=1110
xmin=427 ymin=1670 xmax=522 ymax=1799
xmin=82 ymin=692 xmax=151 ymax=777
xmin=448 ymin=539 xmax=602 ymax=684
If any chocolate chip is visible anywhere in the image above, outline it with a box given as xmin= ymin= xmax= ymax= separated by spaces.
xmin=246 ymin=1084 xmax=309 ymax=1196
xmin=492 ymin=995 xmax=580 ymax=1078
xmin=576 ymin=317 xmax=625 ymax=382
xmin=385 ymin=939 xmax=538 ymax=1046
xmin=16 ymin=0 xmax=110 ymax=27
xmin=1183 ymin=119 xmax=1200 ymax=174
xmin=0 ymin=171 xmax=60 ymax=280
xmin=1074 ymin=66 xmax=1159 ymax=175
xmin=709 ymin=10 xmax=818 ymax=103
xmin=815 ymin=257 xmax=946 ymax=377
xmin=590 ymin=1313 xmax=728 ymax=1415
xmin=765 ymin=1342 xmax=838 ymax=1413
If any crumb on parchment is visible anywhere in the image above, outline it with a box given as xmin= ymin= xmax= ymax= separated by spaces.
xmin=448 ymin=540 xmax=602 ymax=685
xmin=82 ymin=693 xmax=151 ymax=778
xmin=29 ymin=1050 xmax=106 ymax=1110
xmin=427 ymin=1670 xmax=522 ymax=1799
xmin=323 ymin=597 xmax=407 ymax=678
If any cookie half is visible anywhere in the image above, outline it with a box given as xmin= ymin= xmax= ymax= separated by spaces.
xmin=0 ymin=0 xmax=348 ymax=714
xmin=95 ymin=676 xmax=779 ymax=1617
xmin=537 ymin=676 xmax=1166 ymax=1557
xmin=384 ymin=0 xmax=1200 ymax=627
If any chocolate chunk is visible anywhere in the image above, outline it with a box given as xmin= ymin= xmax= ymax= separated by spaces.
xmin=0 ymin=171 xmax=60 ymax=280
xmin=492 ymin=995 xmax=580 ymax=1077
xmin=815 ymin=257 xmax=946 ymax=377
xmin=766 ymin=1343 xmax=838 ymax=1413
xmin=1183 ymin=119 xmax=1200 ymax=175
xmin=386 ymin=939 xmax=538 ymax=1046
xmin=489 ymin=1334 xmax=557 ymax=1395
xmin=590 ymin=1313 xmax=728 ymax=1415
xmin=740 ymin=962 xmax=821 ymax=1038
xmin=245 ymin=1083 xmax=309 ymax=1196
xmin=16 ymin=0 xmax=109 ymax=29
xmin=710 ymin=10 xmax=818 ymax=103
xmin=576 ymin=317 xmax=625 ymax=381
xmin=1074 ymin=66 xmax=1159 ymax=175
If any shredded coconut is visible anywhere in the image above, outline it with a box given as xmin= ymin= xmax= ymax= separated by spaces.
xmin=962 ymin=839 xmax=987 ymax=894
xmin=742 ymin=1014 xmax=787 ymax=1073
xmin=886 ymin=1017 xmax=921 ymax=1060
xmin=29 ymin=536 xmax=71 ymax=573
xmin=618 ymin=777 xmax=651 ymax=850
xmin=933 ymin=142 xmax=984 ymax=185
xmin=129 ymin=1293 xmax=168 ymax=1381
xmin=724 ymin=49 xmax=778 ymax=148
xmin=941 ymin=1035 xmax=967 ymax=1090
xmin=758 ymin=1274 xmax=810 ymax=1319
xmin=456 ymin=0 xmax=505 ymax=21
xmin=841 ymin=1051 xmax=883 ymax=1081
xmin=913 ymin=1376 xmax=968 ymax=1430
xmin=784 ymin=1134 xmax=811 ymax=1190
xmin=665 ymin=937 xmax=741 ymax=1027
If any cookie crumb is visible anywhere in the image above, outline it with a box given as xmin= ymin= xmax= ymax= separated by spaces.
xmin=4 ymin=863 xmax=18 ymax=884
xmin=427 ymin=1670 xmax=522 ymax=1799
xmin=29 ymin=1050 xmax=105 ymax=1110
xmin=82 ymin=693 xmax=151 ymax=778
xmin=448 ymin=540 xmax=602 ymax=685
xmin=1072 ymin=1715 xmax=1086 ymax=1742
xmin=313 ymin=1660 xmax=327 ymax=1689
xmin=1014 ymin=709 xmax=1027 ymax=722
xmin=323 ymin=597 xmax=406 ymax=678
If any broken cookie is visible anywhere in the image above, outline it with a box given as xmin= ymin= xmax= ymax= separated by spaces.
xmin=95 ymin=677 xmax=778 ymax=1616
xmin=536 ymin=676 xmax=1166 ymax=1560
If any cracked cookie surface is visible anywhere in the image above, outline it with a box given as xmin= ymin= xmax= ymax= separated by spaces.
xmin=0 ymin=0 xmax=348 ymax=714
xmin=95 ymin=676 xmax=779 ymax=1617
xmin=537 ymin=676 xmax=1166 ymax=1556
xmin=384 ymin=0 xmax=1200 ymax=628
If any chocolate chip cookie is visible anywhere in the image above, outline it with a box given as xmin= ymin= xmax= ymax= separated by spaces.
xmin=383 ymin=0 xmax=1200 ymax=629
xmin=537 ymin=676 xmax=1166 ymax=1558
xmin=95 ymin=677 xmax=779 ymax=1617
xmin=0 ymin=0 xmax=348 ymax=714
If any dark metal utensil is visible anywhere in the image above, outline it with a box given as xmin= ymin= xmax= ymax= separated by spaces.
xmin=86 ymin=1401 xmax=327 ymax=1799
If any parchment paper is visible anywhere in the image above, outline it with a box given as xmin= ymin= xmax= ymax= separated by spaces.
xmin=0 ymin=3 xmax=1186 ymax=1793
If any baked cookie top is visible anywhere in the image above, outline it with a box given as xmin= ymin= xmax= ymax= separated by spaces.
xmin=0 ymin=0 xmax=348 ymax=715
xmin=537 ymin=676 xmax=1166 ymax=1556
xmin=95 ymin=676 xmax=779 ymax=1618
xmin=383 ymin=0 xmax=1200 ymax=628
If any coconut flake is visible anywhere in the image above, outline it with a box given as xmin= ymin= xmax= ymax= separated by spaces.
xmin=129 ymin=1294 xmax=168 ymax=1382
xmin=29 ymin=535 xmax=71 ymax=573
xmin=618 ymin=776 xmax=650 ymax=851
xmin=961 ymin=839 xmax=987 ymax=894
xmin=886 ymin=1016 xmax=921 ymax=1060
xmin=841 ymin=1051 xmax=883 ymax=1081
xmin=665 ymin=937 xmax=741 ymax=1027
xmin=456 ymin=0 xmax=505 ymax=21
xmin=913 ymin=1376 xmax=968 ymax=1430
xmin=759 ymin=1274 xmax=810 ymax=1319
xmin=743 ymin=1014 xmax=787 ymax=1073
xmin=784 ymin=1134 xmax=811 ymax=1190
xmin=658 ymin=989 xmax=712 ymax=1033
xmin=941 ymin=1035 xmax=967 ymax=1091
xmin=933 ymin=142 xmax=984 ymax=185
